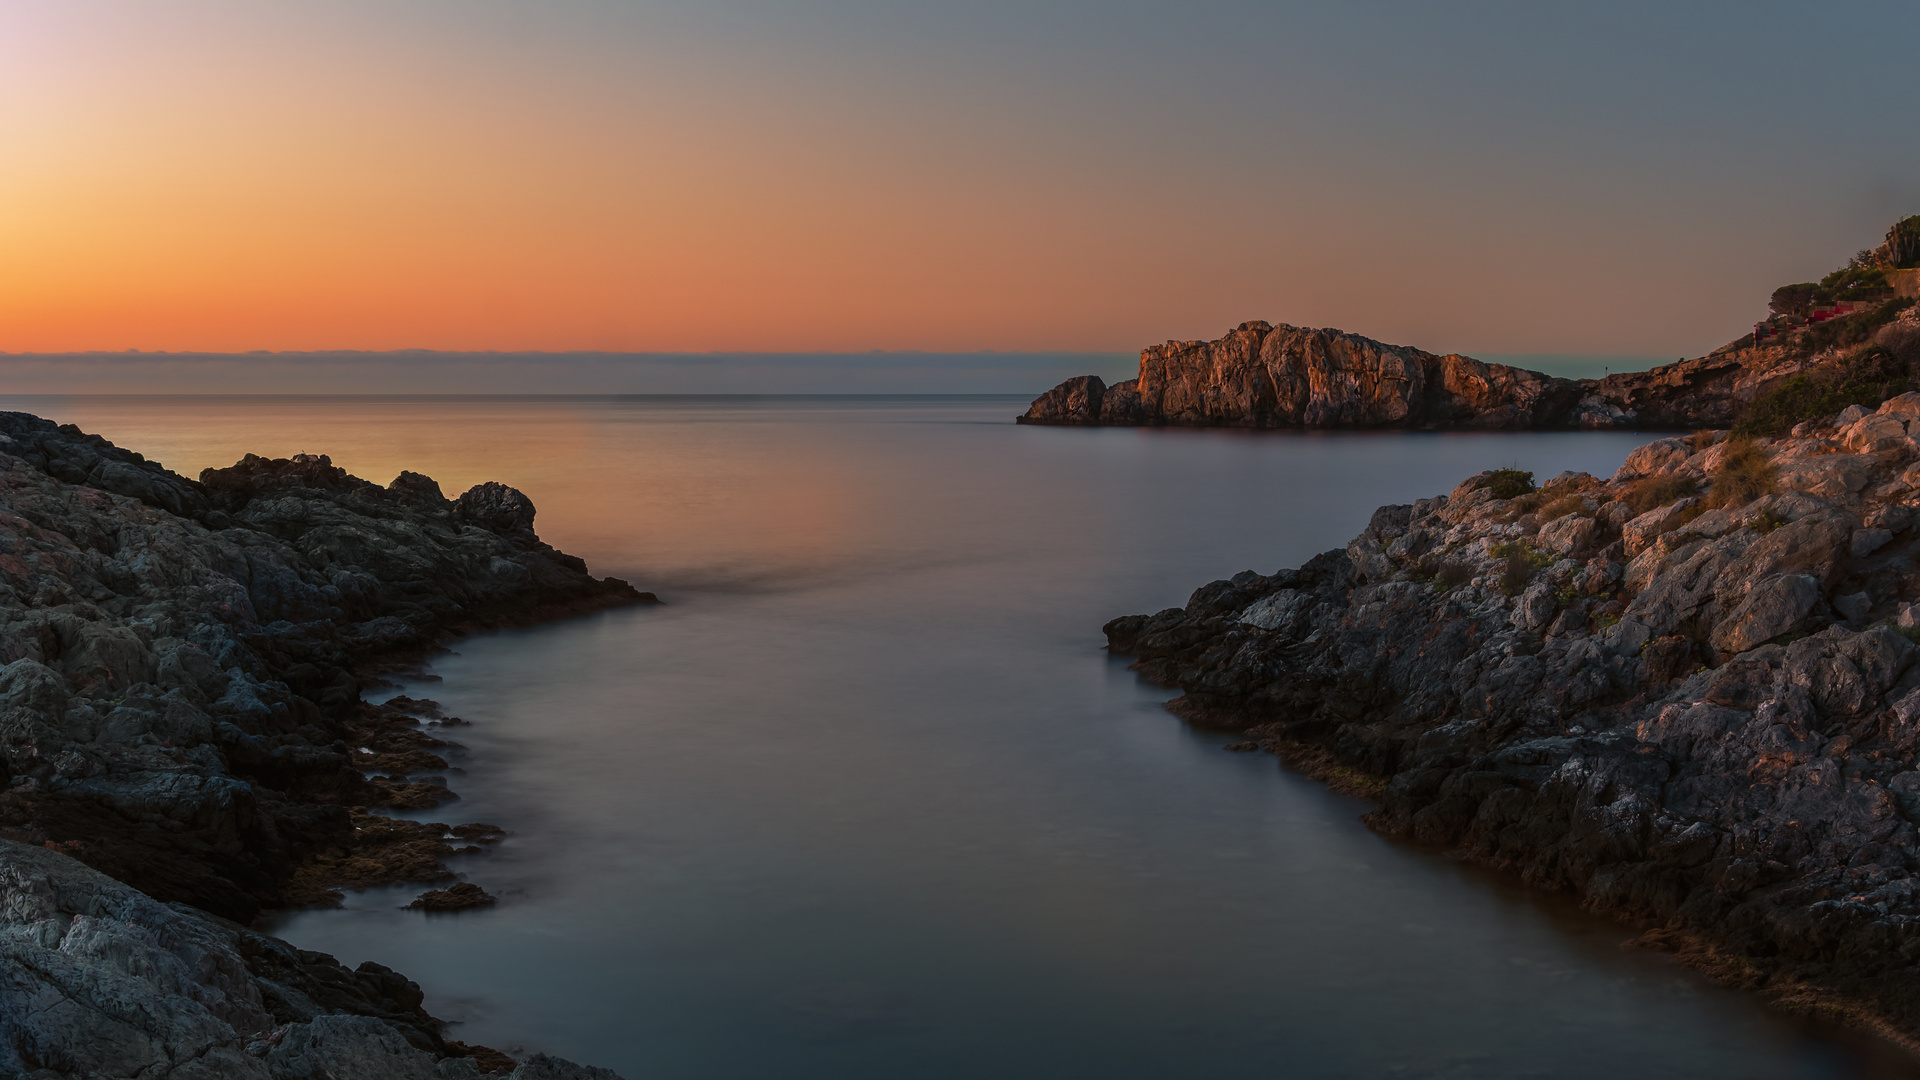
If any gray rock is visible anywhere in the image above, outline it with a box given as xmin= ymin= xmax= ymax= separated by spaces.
xmin=1710 ymin=574 xmax=1821 ymax=654
xmin=1853 ymin=527 xmax=1895 ymax=557
xmin=266 ymin=1015 xmax=439 ymax=1080
xmin=1100 ymin=412 xmax=1920 ymax=1040
xmin=1536 ymin=513 xmax=1598 ymax=556
xmin=1835 ymin=590 xmax=1873 ymax=624
xmin=1512 ymin=582 xmax=1558 ymax=632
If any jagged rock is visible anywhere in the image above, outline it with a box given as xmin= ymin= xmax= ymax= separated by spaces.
xmin=1021 ymin=296 xmax=1920 ymax=430
xmin=1711 ymin=574 xmax=1821 ymax=653
xmin=1020 ymin=375 xmax=1107 ymax=425
xmin=1019 ymin=322 xmax=1580 ymax=428
xmin=0 ymin=412 xmax=643 ymax=1077
xmin=1102 ymin=401 xmax=1920 ymax=1041
xmin=407 ymin=882 xmax=496 ymax=912
xmin=0 ymin=839 xmax=625 ymax=1078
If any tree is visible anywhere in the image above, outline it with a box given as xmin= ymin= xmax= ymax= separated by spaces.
xmin=1888 ymin=215 xmax=1920 ymax=270
xmin=1770 ymin=283 xmax=1819 ymax=318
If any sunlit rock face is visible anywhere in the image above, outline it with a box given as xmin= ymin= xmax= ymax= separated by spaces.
xmin=1021 ymin=321 xmax=1580 ymax=428
xmin=1022 ymin=305 xmax=1920 ymax=431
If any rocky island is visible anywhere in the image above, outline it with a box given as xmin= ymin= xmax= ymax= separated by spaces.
xmin=1106 ymin=304 xmax=1920 ymax=1046
xmin=1023 ymin=218 xmax=1920 ymax=432
xmin=0 ymin=412 xmax=644 ymax=1077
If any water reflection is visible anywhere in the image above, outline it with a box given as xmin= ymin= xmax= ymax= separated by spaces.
xmin=9 ymin=395 xmax=1913 ymax=1079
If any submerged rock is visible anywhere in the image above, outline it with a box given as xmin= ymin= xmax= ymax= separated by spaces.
xmin=408 ymin=881 xmax=497 ymax=912
xmin=1104 ymin=399 xmax=1920 ymax=1042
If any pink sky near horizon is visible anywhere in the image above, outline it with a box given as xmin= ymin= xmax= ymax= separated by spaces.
xmin=3 ymin=1 xmax=1916 ymax=363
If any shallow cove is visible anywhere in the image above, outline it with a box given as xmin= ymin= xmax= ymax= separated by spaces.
xmin=12 ymin=395 xmax=1913 ymax=1079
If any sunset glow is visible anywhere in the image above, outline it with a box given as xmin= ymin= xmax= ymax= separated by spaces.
xmin=5 ymin=1 xmax=1917 ymax=359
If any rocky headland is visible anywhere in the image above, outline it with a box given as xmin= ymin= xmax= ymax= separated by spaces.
xmin=0 ymin=411 xmax=646 ymax=1077
xmin=1019 ymin=310 xmax=1910 ymax=431
xmin=1103 ymin=365 xmax=1920 ymax=1047
xmin=1022 ymin=219 xmax=1920 ymax=431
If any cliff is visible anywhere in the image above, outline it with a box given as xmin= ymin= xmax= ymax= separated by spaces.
xmin=1020 ymin=299 xmax=1920 ymax=431
xmin=1103 ymin=388 xmax=1920 ymax=1045
xmin=1022 ymin=321 xmax=1587 ymax=429
xmin=0 ymin=411 xmax=644 ymax=1077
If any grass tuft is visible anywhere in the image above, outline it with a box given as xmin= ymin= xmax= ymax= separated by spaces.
xmin=1622 ymin=473 xmax=1700 ymax=515
xmin=1705 ymin=434 xmax=1779 ymax=509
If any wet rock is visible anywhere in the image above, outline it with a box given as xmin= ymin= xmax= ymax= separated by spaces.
xmin=407 ymin=882 xmax=497 ymax=912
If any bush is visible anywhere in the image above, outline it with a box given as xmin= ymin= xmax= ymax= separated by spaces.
xmin=1798 ymin=297 xmax=1916 ymax=355
xmin=1770 ymin=283 xmax=1822 ymax=318
xmin=1621 ymin=473 xmax=1700 ymax=515
xmin=1490 ymin=539 xmax=1554 ymax=596
xmin=1470 ymin=468 xmax=1536 ymax=500
xmin=1538 ymin=494 xmax=1584 ymax=521
xmin=1705 ymin=435 xmax=1778 ymax=509
xmin=1415 ymin=556 xmax=1474 ymax=592
xmin=1732 ymin=340 xmax=1913 ymax=436
xmin=1820 ymin=264 xmax=1890 ymax=293
xmin=1890 ymin=214 xmax=1920 ymax=270
xmin=1499 ymin=551 xmax=1533 ymax=596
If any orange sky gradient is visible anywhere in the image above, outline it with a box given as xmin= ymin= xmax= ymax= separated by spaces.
xmin=4 ymin=2 xmax=1918 ymax=361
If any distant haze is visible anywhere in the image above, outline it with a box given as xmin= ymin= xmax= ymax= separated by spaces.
xmin=4 ymin=2 xmax=1915 ymax=364
xmin=0 ymin=350 xmax=1665 ymax=396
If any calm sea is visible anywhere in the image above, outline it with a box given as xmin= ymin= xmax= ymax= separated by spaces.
xmin=8 ymin=395 xmax=1910 ymax=1079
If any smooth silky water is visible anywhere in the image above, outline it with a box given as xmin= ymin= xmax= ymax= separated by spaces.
xmin=10 ymin=395 xmax=1914 ymax=1079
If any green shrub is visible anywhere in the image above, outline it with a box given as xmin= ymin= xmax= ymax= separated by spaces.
xmin=1489 ymin=538 xmax=1555 ymax=568
xmin=1890 ymin=215 xmax=1920 ymax=269
xmin=1820 ymin=264 xmax=1889 ymax=293
xmin=1770 ymin=283 xmax=1822 ymax=318
xmin=1490 ymin=539 xmax=1554 ymax=595
xmin=1470 ymin=468 xmax=1536 ymax=500
xmin=1797 ymin=298 xmax=1916 ymax=356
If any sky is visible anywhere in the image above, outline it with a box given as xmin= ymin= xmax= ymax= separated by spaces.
xmin=3 ymin=1 xmax=1918 ymax=389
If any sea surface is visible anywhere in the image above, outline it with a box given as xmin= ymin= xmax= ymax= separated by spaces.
xmin=8 ymin=395 xmax=1914 ymax=1079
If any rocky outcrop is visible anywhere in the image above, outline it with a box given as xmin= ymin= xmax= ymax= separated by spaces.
xmin=1021 ymin=303 xmax=1920 ymax=430
xmin=1104 ymin=393 xmax=1920 ymax=1042
xmin=0 ymin=410 xmax=646 ymax=1076
xmin=1021 ymin=321 xmax=1585 ymax=429
xmin=0 ymin=838 xmax=617 ymax=1077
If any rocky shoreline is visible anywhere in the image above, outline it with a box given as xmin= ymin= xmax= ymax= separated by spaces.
xmin=1103 ymin=391 xmax=1920 ymax=1050
xmin=0 ymin=411 xmax=645 ymax=1077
